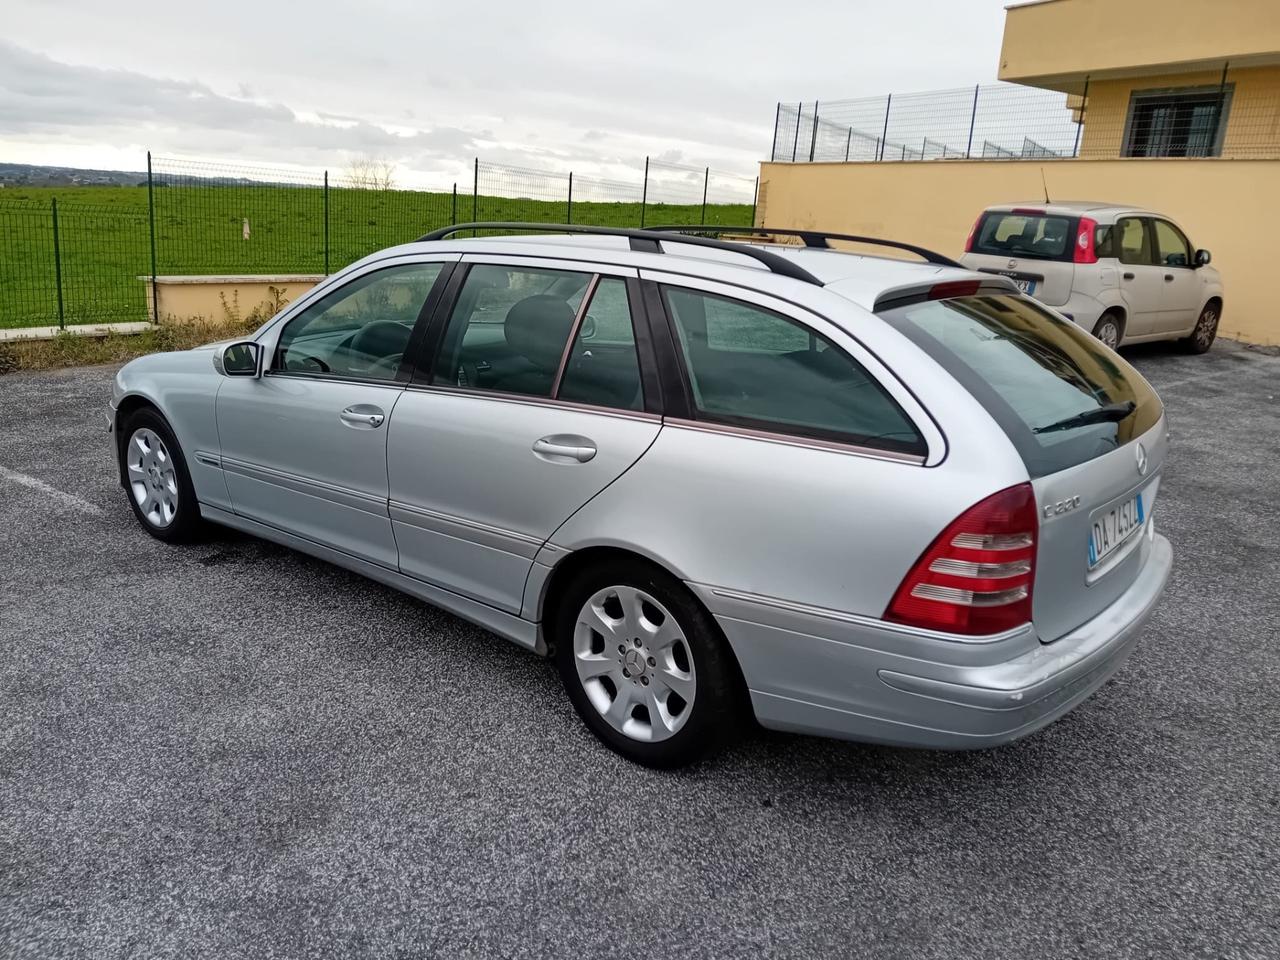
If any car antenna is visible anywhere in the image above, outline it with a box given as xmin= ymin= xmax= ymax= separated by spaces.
xmin=1040 ymin=167 xmax=1051 ymax=204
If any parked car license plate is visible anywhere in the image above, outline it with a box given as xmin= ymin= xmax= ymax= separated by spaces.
xmin=1014 ymin=278 xmax=1036 ymax=295
xmin=1089 ymin=492 xmax=1145 ymax=568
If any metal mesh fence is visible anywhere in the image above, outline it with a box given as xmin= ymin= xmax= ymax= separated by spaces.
xmin=0 ymin=199 xmax=150 ymax=329
xmin=1 ymin=152 xmax=755 ymax=329
xmin=772 ymin=69 xmax=1280 ymax=163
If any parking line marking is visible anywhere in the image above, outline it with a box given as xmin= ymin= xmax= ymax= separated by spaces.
xmin=0 ymin=464 xmax=103 ymax=516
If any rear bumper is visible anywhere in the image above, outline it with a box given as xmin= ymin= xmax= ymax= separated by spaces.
xmin=695 ymin=533 xmax=1172 ymax=750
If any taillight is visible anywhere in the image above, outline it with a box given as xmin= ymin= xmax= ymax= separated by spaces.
xmin=963 ymin=216 xmax=981 ymax=252
xmin=885 ymin=483 xmax=1038 ymax=636
xmin=1074 ymin=216 xmax=1098 ymax=264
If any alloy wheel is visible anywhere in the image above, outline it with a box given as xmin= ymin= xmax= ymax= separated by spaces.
xmin=572 ymin=585 xmax=696 ymax=742
xmin=1195 ymin=307 xmax=1218 ymax=349
xmin=1096 ymin=319 xmax=1120 ymax=349
xmin=126 ymin=427 xmax=179 ymax=528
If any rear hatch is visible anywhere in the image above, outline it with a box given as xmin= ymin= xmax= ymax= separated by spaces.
xmin=880 ymin=292 xmax=1165 ymax=642
xmin=962 ymin=209 xmax=1078 ymax=307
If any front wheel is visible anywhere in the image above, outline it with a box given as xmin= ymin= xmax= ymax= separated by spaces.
xmin=553 ymin=560 xmax=741 ymax=768
xmin=119 ymin=407 xmax=204 ymax=543
xmin=1180 ymin=302 xmax=1220 ymax=354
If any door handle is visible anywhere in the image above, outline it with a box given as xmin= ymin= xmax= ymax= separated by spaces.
xmin=1122 ymin=272 xmax=1135 ymax=280
xmin=532 ymin=435 xmax=597 ymax=463
xmin=339 ymin=405 xmax=385 ymax=429
xmin=1164 ymin=274 xmax=1175 ymax=282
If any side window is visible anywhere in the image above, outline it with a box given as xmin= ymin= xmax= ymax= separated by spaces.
xmin=557 ymin=278 xmax=645 ymax=411
xmin=432 ymin=264 xmax=592 ymax=398
xmin=1116 ymin=217 xmax=1152 ymax=266
xmin=1152 ymin=219 xmax=1192 ymax=268
xmin=1094 ymin=223 xmax=1115 ymax=259
xmin=662 ymin=287 xmax=924 ymax=456
xmin=273 ymin=262 xmax=442 ymax=379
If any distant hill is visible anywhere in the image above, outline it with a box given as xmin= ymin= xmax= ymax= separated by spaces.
xmin=0 ymin=162 xmax=280 ymax=188
xmin=0 ymin=162 xmax=150 ymax=188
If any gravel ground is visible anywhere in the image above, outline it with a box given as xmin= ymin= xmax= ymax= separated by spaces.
xmin=2 ymin=340 xmax=1279 ymax=959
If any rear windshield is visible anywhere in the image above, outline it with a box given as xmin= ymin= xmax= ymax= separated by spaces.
xmin=972 ymin=212 xmax=1075 ymax=261
xmin=880 ymin=294 xmax=1162 ymax=478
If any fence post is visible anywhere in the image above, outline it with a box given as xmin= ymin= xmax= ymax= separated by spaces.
xmin=323 ymin=170 xmax=330 ymax=275
xmin=471 ymin=158 xmax=478 ymax=227
xmin=791 ymin=104 xmax=801 ymax=162
xmin=146 ymin=151 xmax=158 ymax=324
xmin=845 ymin=128 xmax=853 ymax=162
xmin=1073 ymin=75 xmax=1091 ymax=157
xmin=451 ymin=183 xmax=457 ymax=225
xmin=640 ymin=156 xmax=649 ymax=227
xmin=567 ymin=171 xmax=573 ymax=224
xmin=51 ymin=198 xmax=65 ymax=330
xmin=808 ymin=101 xmax=820 ymax=162
xmin=1210 ymin=63 xmax=1229 ymax=157
xmin=750 ymin=176 xmax=759 ymax=228
xmin=769 ymin=103 xmax=781 ymax=162
xmin=878 ymin=95 xmax=892 ymax=161
xmin=700 ymin=167 xmax=709 ymax=225
xmin=965 ymin=84 xmax=980 ymax=159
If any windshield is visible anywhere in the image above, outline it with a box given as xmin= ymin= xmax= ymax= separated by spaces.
xmin=880 ymin=294 xmax=1162 ymax=478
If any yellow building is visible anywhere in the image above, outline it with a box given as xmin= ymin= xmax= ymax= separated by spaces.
xmin=757 ymin=0 xmax=1280 ymax=344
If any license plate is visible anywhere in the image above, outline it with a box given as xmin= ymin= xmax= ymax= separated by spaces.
xmin=1014 ymin=278 xmax=1037 ymax=295
xmin=1088 ymin=493 xmax=1145 ymax=568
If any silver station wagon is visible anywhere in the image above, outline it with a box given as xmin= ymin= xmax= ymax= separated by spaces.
xmin=110 ymin=224 xmax=1173 ymax=767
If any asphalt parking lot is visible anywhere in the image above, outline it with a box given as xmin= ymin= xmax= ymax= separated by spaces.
xmin=2 ymin=340 xmax=1279 ymax=959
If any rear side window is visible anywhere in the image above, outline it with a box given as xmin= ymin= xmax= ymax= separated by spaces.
xmin=880 ymin=294 xmax=1162 ymax=478
xmin=971 ymin=212 xmax=1073 ymax=261
xmin=662 ymin=287 xmax=924 ymax=456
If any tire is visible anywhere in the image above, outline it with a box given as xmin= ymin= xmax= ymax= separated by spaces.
xmin=1092 ymin=311 xmax=1123 ymax=350
xmin=1179 ymin=301 xmax=1220 ymax=354
xmin=553 ymin=559 xmax=741 ymax=768
xmin=118 ymin=407 xmax=204 ymax=543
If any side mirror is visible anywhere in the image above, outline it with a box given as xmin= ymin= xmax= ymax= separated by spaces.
xmin=216 ymin=341 xmax=262 ymax=377
xmin=1195 ymin=248 xmax=1212 ymax=267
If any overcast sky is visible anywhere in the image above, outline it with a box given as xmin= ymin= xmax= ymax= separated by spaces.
xmin=2 ymin=0 xmax=1012 ymax=188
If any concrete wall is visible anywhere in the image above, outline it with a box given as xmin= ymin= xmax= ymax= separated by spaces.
xmin=1078 ymin=64 xmax=1280 ymax=159
xmin=755 ymin=158 xmax=1279 ymax=344
xmin=144 ymin=276 xmax=322 ymax=325
xmin=1000 ymin=0 xmax=1280 ymax=91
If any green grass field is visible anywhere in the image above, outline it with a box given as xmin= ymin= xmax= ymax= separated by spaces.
xmin=0 ymin=185 xmax=752 ymax=328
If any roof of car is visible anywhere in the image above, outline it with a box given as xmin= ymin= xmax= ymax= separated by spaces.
xmin=384 ymin=232 xmax=996 ymax=312
xmin=983 ymin=200 xmax=1159 ymax=218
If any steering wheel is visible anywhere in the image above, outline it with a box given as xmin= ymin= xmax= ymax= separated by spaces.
xmin=296 ymin=355 xmax=330 ymax=373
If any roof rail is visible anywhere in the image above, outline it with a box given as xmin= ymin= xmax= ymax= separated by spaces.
xmin=416 ymin=222 xmax=822 ymax=285
xmin=642 ymin=225 xmax=962 ymax=268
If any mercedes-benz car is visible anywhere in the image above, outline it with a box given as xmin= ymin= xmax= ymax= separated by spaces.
xmin=109 ymin=224 xmax=1173 ymax=768
xmin=960 ymin=201 xmax=1223 ymax=352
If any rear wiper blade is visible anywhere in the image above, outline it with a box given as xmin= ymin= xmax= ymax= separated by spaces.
xmin=1033 ymin=400 xmax=1135 ymax=434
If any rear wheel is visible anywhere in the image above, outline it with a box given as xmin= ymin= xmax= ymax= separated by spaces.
xmin=553 ymin=559 xmax=740 ymax=768
xmin=1092 ymin=311 xmax=1123 ymax=349
xmin=119 ymin=408 xmax=203 ymax=543
xmin=1180 ymin=302 xmax=1220 ymax=354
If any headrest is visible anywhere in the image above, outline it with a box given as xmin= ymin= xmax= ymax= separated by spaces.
xmin=503 ymin=295 xmax=576 ymax=372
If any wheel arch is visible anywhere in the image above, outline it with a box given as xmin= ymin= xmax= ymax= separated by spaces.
xmin=534 ymin=544 xmax=752 ymax=707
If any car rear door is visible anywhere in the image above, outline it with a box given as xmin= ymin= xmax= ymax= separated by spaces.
xmin=964 ymin=209 xmax=1076 ymax=307
xmin=880 ymin=292 xmax=1167 ymax=642
xmin=1116 ymin=216 xmax=1164 ymax=337
xmin=386 ymin=255 xmax=662 ymax=614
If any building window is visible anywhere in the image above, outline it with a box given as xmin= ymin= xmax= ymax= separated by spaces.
xmin=1123 ymin=85 xmax=1233 ymax=158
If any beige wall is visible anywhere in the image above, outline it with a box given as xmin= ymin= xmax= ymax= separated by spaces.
xmin=1078 ymin=65 xmax=1280 ymax=158
xmin=146 ymin=276 xmax=321 ymax=325
xmin=1000 ymin=0 xmax=1280 ymax=91
xmin=755 ymin=158 xmax=1279 ymax=344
